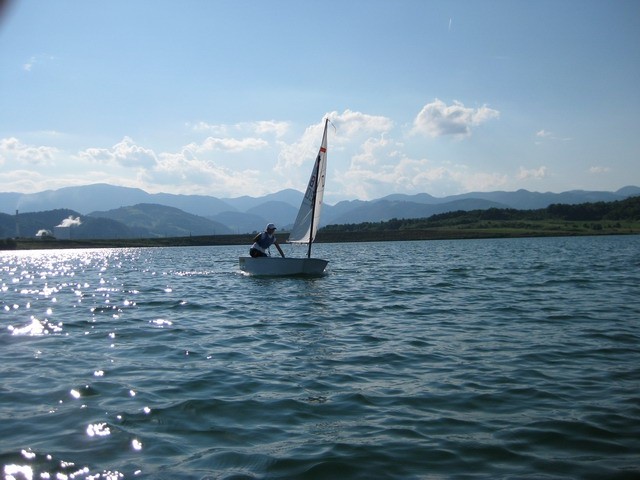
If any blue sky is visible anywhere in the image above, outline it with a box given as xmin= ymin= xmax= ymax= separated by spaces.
xmin=0 ymin=0 xmax=638 ymax=204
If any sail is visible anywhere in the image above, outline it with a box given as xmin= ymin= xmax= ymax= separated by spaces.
xmin=288 ymin=119 xmax=328 ymax=246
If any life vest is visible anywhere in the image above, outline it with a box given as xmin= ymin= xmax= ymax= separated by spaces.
xmin=253 ymin=232 xmax=276 ymax=252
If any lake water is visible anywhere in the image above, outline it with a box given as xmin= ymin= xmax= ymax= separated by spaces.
xmin=1 ymin=236 xmax=639 ymax=480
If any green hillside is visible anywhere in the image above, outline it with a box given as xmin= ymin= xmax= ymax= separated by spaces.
xmin=3 ymin=197 xmax=639 ymax=250
xmin=320 ymin=196 xmax=640 ymax=236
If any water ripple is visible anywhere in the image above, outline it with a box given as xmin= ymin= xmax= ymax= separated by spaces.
xmin=1 ymin=238 xmax=639 ymax=478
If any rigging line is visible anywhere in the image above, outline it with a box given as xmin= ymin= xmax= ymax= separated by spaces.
xmin=327 ymin=118 xmax=337 ymax=134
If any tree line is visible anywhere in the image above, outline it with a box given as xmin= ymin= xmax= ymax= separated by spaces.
xmin=320 ymin=196 xmax=640 ymax=233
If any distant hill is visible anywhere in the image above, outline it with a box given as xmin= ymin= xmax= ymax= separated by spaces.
xmin=372 ymin=188 xmax=640 ymax=210
xmin=328 ymin=198 xmax=508 ymax=224
xmin=0 ymin=208 xmax=134 ymax=239
xmin=375 ymin=192 xmax=439 ymax=204
xmin=221 ymin=189 xmax=303 ymax=212
xmin=1 ymin=204 xmax=235 ymax=240
xmin=245 ymin=201 xmax=299 ymax=230
xmin=615 ymin=186 xmax=640 ymax=197
xmin=208 ymin=211 xmax=267 ymax=235
xmin=1 ymin=183 xmax=638 ymax=235
xmin=4 ymin=183 xmax=236 ymax=217
xmin=322 ymin=195 xmax=640 ymax=233
xmin=89 ymin=203 xmax=232 ymax=237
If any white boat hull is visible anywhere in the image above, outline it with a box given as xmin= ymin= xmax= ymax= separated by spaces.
xmin=239 ymin=257 xmax=328 ymax=276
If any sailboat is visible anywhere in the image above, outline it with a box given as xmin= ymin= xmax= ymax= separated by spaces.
xmin=239 ymin=119 xmax=330 ymax=276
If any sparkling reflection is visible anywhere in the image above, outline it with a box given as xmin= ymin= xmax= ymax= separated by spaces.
xmin=87 ymin=423 xmax=111 ymax=437
xmin=8 ymin=317 xmax=63 ymax=336
xmin=3 ymin=464 xmax=33 ymax=480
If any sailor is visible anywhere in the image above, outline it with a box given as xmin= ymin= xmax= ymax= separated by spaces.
xmin=249 ymin=223 xmax=285 ymax=258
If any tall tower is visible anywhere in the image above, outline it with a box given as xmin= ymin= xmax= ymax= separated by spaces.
xmin=15 ymin=210 xmax=20 ymax=238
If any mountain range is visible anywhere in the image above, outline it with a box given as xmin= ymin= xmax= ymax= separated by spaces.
xmin=1 ymin=183 xmax=639 ymax=239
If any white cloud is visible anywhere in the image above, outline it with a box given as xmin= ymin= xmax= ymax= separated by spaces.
xmin=412 ymin=99 xmax=499 ymax=138
xmin=0 ymin=169 xmax=49 ymax=193
xmin=190 ymin=120 xmax=290 ymax=138
xmin=23 ymin=54 xmax=55 ymax=72
xmin=329 ymin=109 xmax=393 ymax=137
xmin=3 ymin=106 xmax=592 ymax=201
xmin=459 ymin=171 xmax=509 ymax=192
xmin=197 ymin=136 xmax=268 ymax=153
xmin=77 ymin=147 xmax=112 ymax=163
xmin=517 ymin=166 xmax=548 ymax=180
xmin=0 ymin=137 xmax=58 ymax=165
xmin=337 ymin=142 xmax=508 ymax=200
xmin=252 ymin=121 xmax=290 ymax=137
xmin=350 ymin=136 xmax=390 ymax=167
xmin=77 ymin=137 xmax=157 ymax=167
xmin=149 ymin=149 xmax=265 ymax=196
xmin=272 ymin=108 xmax=508 ymax=200
xmin=276 ymin=110 xmax=393 ymax=174
xmin=324 ymin=106 xmax=506 ymax=199
xmin=0 ymin=169 xmax=122 ymax=195
xmin=336 ymin=160 xmax=508 ymax=200
xmin=3 ymin=137 xmax=25 ymax=151
xmin=190 ymin=121 xmax=225 ymax=134
xmin=535 ymin=129 xmax=572 ymax=143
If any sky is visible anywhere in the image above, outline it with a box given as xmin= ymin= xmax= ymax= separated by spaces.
xmin=0 ymin=0 xmax=638 ymax=204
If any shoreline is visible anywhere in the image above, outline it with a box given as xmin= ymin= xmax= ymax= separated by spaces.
xmin=4 ymin=227 xmax=638 ymax=251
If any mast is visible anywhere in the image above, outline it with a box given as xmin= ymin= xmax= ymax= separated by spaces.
xmin=306 ymin=118 xmax=328 ymax=259
xmin=306 ymin=154 xmax=320 ymax=258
